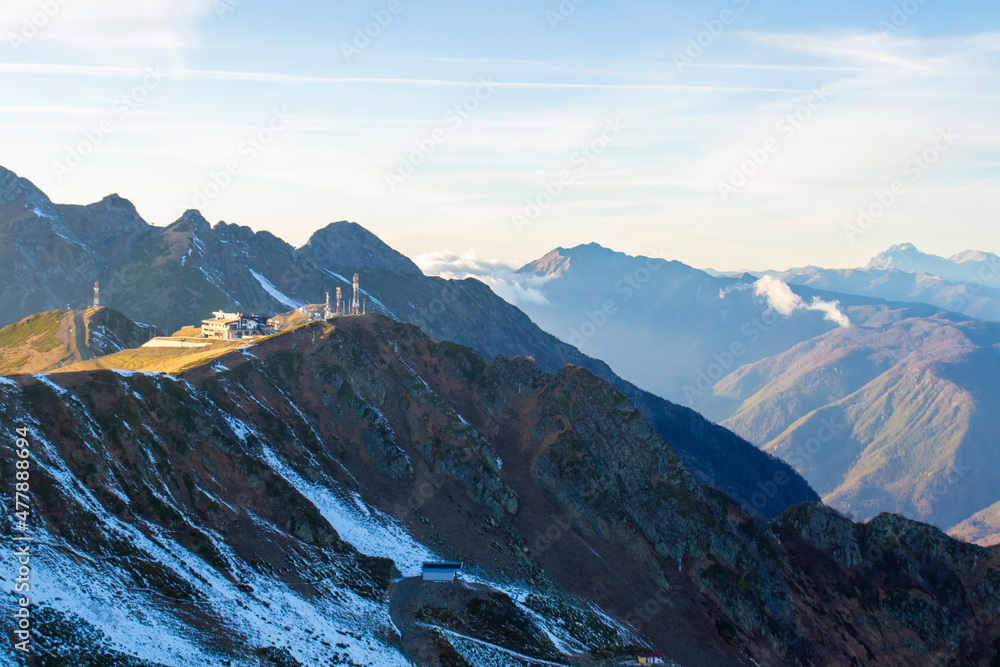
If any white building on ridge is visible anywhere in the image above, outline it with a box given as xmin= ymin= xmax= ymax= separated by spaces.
xmin=201 ymin=311 xmax=275 ymax=340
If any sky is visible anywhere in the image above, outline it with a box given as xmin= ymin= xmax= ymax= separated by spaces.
xmin=2 ymin=0 xmax=999 ymax=273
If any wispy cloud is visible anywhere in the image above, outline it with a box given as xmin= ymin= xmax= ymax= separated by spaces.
xmin=751 ymin=275 xmax=851 ymax=327
xmin=0 ymin=0 xmax=214 ymax=58
xmin=414 ymin=249 xmax=553 ymax=306
xmin=746 ymin=30 xmax=1000 ymax=77
xmin=2 ymin=11 xmax=998 ymax=270
xmin=0 ymin=62 xmax=814 ymax=93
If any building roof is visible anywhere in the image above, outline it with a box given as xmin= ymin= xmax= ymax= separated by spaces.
xmin=203 ymin=311 xmax=272 ymax=324
xmin=421 ymin=561 xmax=463 ymax=570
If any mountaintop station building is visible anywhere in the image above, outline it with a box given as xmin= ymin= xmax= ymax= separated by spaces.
xmin=421 ymin=562 xmax=462 ymax=582
xmin=621 ymin=653 xmax=666 ymax=665
xmin=201 ymin=311 xmax=275 ymax=340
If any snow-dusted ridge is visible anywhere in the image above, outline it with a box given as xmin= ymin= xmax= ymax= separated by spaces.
xmin=259 ymin=443 xmax=434 ymax=574
xmin=249 ymin=268 xmax=305 ymax=309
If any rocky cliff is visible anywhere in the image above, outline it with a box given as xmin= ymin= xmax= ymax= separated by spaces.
xmin=0 ymin=316 xmax=997 ymax=666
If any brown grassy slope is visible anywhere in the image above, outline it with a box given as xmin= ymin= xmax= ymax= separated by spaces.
xmin=0 ymin=307 xmax=161 ymax=375
xmin=0 ymin=309 xmax=69 ymax=374
xmin=707 ymin=310 xmax=1000 ymax=536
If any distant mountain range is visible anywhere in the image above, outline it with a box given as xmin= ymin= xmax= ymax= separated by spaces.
xmin=865 ymin=242 xmax=1000 ymax=285
xmin=0 ymin=165 xmax=815 ymax=521
xmin=3 ymin=164 xmax=1000 ymax=665
xmin=508 ymin=244 xmax=1000 ymax=545
xmin=729 ymin=243 xmax=1000 ymax=323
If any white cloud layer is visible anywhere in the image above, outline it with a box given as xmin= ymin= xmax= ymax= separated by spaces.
xmin=414 ymin=249 xmax=552 ymax=306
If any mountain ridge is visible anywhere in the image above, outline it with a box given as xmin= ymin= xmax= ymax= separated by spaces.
xmin=507 ymin=243 xmax=1000 ymax=545
xmin=0 ymin=165 xmax=818 ymax=520
xmin=2 ymin=315 xmax=998 ymax=665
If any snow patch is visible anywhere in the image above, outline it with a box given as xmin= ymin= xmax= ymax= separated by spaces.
xmin=220 ymin=413 xmax=256 ymax=444
xmin=249 ymin=269 xmax=304 ymax=309
xmin=31 ymin=374 xmax=70 ymax=397
xmin=400 ymin=359 xmax=431 ymax=391
xmin=259 ymin=444 xmax=434 ymax=573
xmin=112 ymin=369 xmax=166 ymax=378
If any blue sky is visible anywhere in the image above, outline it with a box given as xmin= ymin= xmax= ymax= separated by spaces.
xmin=2 ymin=0 xmax=999 ymax=272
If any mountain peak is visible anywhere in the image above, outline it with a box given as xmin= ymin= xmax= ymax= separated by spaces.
xmin=519 ymin=243 xmax=672 ymax=279
xmin=100 ymin=193 xmax=138 ymax=214
xmin=299 ymin=220 xmax=422 ymax=276
xmin=863 ymin=243 xmax=1000 ymax=289
xmin=171 ymin=209 xmax=211 ymax=234
xmin=567 ymin=241 xmax=611 ymax=253
xmin=520 ymin=243 xmax=617 ymax=270
xmin=517 ymin=247 xmax=572 ymax=277
xmin=864 ymin=242 xmax=939 ymax=272
xmin=0 ymin=165 xmax=28 ymax=204
xmin=950 ymin=248 xmax=1000 ymax=265
xmin=0 ymin=165 xmax=56 ymax=216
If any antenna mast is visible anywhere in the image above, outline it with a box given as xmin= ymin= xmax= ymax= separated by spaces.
xmin=351 ymin=273 xmax=360 ymax=315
